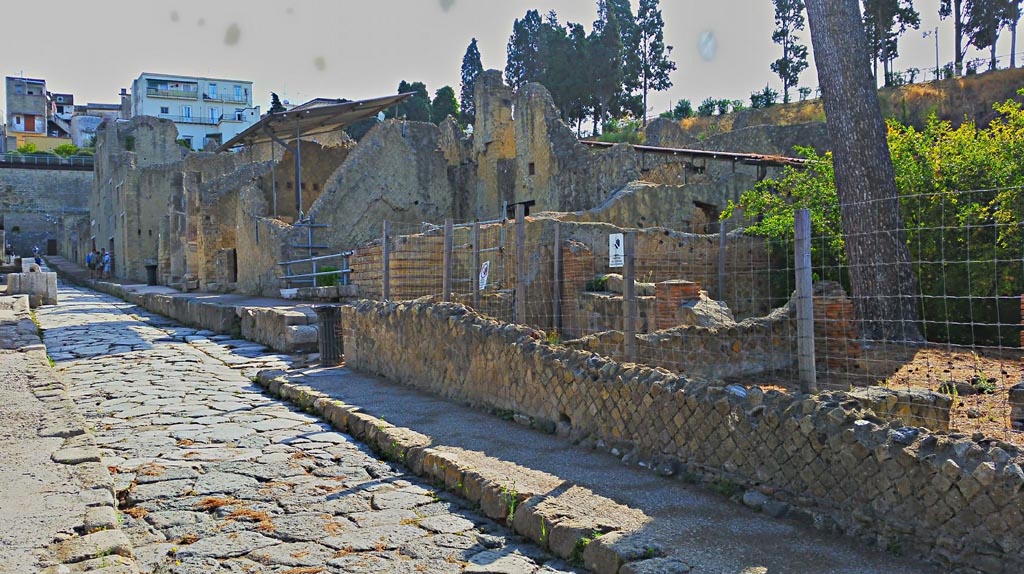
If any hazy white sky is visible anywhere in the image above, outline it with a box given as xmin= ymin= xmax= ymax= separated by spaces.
xmin=1 ymin=0 xmax=1013 ymax=118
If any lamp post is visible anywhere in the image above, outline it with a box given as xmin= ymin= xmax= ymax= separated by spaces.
xmin=923 ymin=27 xmax=940 ymax=81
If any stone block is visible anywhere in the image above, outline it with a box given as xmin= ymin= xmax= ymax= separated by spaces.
xmin=6 ymin=272 xmax=58 ymax=306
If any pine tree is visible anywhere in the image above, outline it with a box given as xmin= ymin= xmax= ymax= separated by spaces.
xmin=460 ymin=39 xmax=483 ymax=126
xmin=635 ymin=0 xmax=676 ymax=125
xmin=862 ymin=0 xmax=920 ymax=85
xmin=269 ymin=93 xmax=285 ymax=114
xmin=770 ymin=0 xmax=810 ymax=103
xmin=964 ymin=0 xmax=1018 ymax=70
xmin=598 ymin=0 xmax=642 ymax=118
xmin=940 ymin=0 xmax=969 ymax=75
xmin=805 ymin=0 xmax=922 ymax=341
xmin=589 ymin=6 xmax=624 ymax=132
xmin=430 ymin=86 xmax=459 ymax=124
xmin=505 ymin=10 xmax=544 ymax=89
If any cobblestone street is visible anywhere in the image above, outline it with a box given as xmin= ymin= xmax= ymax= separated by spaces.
xmin=36 ymin=285 xmax=572 ymax=574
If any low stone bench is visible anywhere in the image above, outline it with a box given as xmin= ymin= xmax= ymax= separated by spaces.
xmin=6 ymin=272 xmax=58 ymax=307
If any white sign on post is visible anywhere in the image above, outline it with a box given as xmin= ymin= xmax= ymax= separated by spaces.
xmin=609 ymin=233 xmax=624 ymax=268
xmin=478 ymin=260 xmax=491 ymax=290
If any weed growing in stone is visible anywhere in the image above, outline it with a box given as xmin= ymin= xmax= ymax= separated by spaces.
xmin=570 ymin=530 xmax=603 ymax=566
xmin=500 ymin=481 xmax=519 ymax=523
xmin=709 ymin=478 xmax=743 ymax=498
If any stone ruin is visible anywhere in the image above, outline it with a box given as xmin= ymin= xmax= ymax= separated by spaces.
xmin=73 ymin=70 xmax=780 ymax=296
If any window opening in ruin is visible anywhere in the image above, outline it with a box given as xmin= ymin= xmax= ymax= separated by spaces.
xmin=287 ymin=181 xmax=293 ymax=190
xmin=313 ymin=183 xmax=319 ymax=191
xmin=137 ymin=229 xmax=141 ymax=236
xmin=149 ymin=230 xmax=153 ymax=237
xmin=528 ymin=162 xmax=536 ymax=176
xmin=693 ymin=201 xmax=721 ymax=234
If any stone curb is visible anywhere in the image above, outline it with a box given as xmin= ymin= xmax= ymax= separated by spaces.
xmin=255 ymin=369 xmax=675 ymax=574
xmin=5 ymin=306 xmax=141 ymax=573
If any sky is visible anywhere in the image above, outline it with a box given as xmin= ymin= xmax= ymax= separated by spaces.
xmin=1 ymin=0 xmax=1017 ymax=121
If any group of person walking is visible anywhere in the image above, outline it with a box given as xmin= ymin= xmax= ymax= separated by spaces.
xmin=85 ymin=249 xmax=111 ymax=279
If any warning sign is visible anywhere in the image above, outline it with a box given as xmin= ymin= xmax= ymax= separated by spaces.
xmin=479 ymin=260 xmax=491 ymax=290
xmin=609 ymin=233 xmax=624 ymax=268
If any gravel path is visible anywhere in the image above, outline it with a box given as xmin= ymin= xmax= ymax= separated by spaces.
xmin=37 ymin=285 xmax=573 ymax=574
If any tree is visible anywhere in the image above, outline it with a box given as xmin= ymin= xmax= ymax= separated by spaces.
xmin=940 ymin=0 xmax=969 ymax=75
xmin=269 ymin=93 xmax=286 ymax=114
xmin=862 ymin=0 xmax=921 ymax=85
xmin=669 ymin=99 xmax=694 ymax=119
xmin=588 ymin=6 xmax=625 ymax=132
xmin=697 ymin=97 xmax=717 ymax=116
xmin=805 ymin=0 xmax=922 ymax=341
xmin=460 ymin=39 xmax=484 ymax=125
xmin=393 ymin=81 xmax=432 ymax=122
xmin=964 ymin=0 xmax=1018 ymax=70
xmin=750 ymin=85 xmax=780 ymax=108
xmin=430 ymin=86 xmax=459 ymax=124
xmin=599 ymin=0 xmax=642 ymax=119
xmin=635 ymin=0 xmax=676 ymax=125
xmin=771 ymin=0 xmax=810 ymax=103
xmin=505 ymin=10 xmax=544 ymax=89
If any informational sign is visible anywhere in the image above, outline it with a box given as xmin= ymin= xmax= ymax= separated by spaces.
xmin=479 ymin=260 xmax=491 ymax=290
xmin=609 ymin=233 xmax=624 ymax=268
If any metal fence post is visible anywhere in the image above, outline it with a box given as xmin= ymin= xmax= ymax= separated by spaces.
xmin=471 ymin=221 xmax=481 ymax=310
xmin=442 ymin=218 xmax=454 ymax=303
xmin=794 ymin=209 xmax=817 ymax=393
xmin=382 ymin=220 xmax=391 ymax=301
xmin=623 ymin=231 xmax=637 ymax=362
xmin=515 ymin=204 xmax=526 ymax=325
xmin=553 ymin=223 xmax=562 ymax=335
xmin=718 ymin=220 xmax=727 ymax=301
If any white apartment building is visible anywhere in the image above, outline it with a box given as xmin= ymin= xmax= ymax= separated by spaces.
xmin=130 ymin=73 xmax=260 ymax=150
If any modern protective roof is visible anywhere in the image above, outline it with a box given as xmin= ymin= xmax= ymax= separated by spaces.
xmin=217 ymin=92 xmax=413 ymax=152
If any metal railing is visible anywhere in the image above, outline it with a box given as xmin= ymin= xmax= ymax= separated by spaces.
xmin=203 ymin=93 xmax=249 ymax=104
xmin=0 ymin=153 xmax=94 ymax=167
xmin=158 ymin=114 xmax=221 ymax=125
xmin=278 ymin=252 xmax=352 ymax=287
xmin=146 ymin=88 xmax=198 ymax=100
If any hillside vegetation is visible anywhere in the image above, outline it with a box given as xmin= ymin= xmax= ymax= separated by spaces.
xmin=678 ymin=68 xmax=1024 ymax=136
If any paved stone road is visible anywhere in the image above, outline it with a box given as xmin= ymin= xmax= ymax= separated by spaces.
xmin=37 ymin=286 xmax=576 ymax=574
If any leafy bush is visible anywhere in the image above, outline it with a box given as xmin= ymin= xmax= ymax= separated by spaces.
xmin=726 ymin=91 xmax=1024 ymax=345
xmin=52 ymin=143 xmax=79 ymax=157
xmin=750 ymin=85 xmax=780 ymax=109
xmin=317 ymin=265 xmax=340 ymax=287
xmin=16 ymin=142 xmax=38 ymax=154
xmin=597 ymin=117 xmax=644 ymax=144
xmin=697 ymin=97 xmax=717 ymax=117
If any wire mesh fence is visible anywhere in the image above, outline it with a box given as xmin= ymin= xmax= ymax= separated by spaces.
xmin=345 ymin=187 xmax=1022 ymax=441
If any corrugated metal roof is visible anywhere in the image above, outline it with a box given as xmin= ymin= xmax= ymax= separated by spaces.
xmin=217 ymin=92 xmax=413 ymax=152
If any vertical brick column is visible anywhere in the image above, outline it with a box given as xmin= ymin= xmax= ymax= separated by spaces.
xmin=812 ymin=282 xmax=861 ymax=371
xmin=655 ymin=280 xmax=701 ymax=331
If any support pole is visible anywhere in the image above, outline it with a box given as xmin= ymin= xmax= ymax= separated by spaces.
xmin=442 ymin=218 xmax=454 ymax=303
xmin=295 ymin=118 xmax=303 ymax=219
xmin=717 ymin=220 xmax=727 ymax=301
xmin=794 ymin=209 xmax=817 ymax=394
xmin=382 ymin=220 xmax=391 ymax=301
xmin=271 ymin=142 xmax=277 ymax=217
xmin=471 ymin=221 xmax=481 ymax=310
xmin=552 ymin=223 xmax=562 ymax=335
xmin=623 ymin=231 xmax=637 ymax=362
xmin=515 ymin=204 xmax=526 ymax=325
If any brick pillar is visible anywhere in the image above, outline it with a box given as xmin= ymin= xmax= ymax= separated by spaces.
xmin=812 ymin=281 xmax=861 ymax=372
xmin=655 ymin=280 xmax=701 ymax=331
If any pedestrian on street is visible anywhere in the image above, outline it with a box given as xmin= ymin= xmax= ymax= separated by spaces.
xmin=101 ymin=249 xmax=111 ymax=279
xmin=85 ymin=251 xmax=93 ymax=275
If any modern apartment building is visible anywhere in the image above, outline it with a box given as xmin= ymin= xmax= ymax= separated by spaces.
xmin=129 ymin=72 xmax=260 ymax=150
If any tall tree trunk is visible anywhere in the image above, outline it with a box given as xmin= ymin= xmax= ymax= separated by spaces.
xmin=954 ymin=0 xmax=964 ymax=76
xmin=1013 ymin=16 xmax=1019 ymax=69
xmin=883 ymin=57 xmax=891 ymax=86
xmin=804 ymin=0 xmax=923 ymax=342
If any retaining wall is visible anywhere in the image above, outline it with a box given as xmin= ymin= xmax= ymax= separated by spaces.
xmin=342 ymin=300 xmax=1024 ymax=574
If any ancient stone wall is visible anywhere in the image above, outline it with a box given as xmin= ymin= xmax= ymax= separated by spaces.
xmin=0 ymin=167 xmax=92 ymax=256
xmin=261 ymin=141 xmax=353 ymax=223
xmin=342 ymin=300 xmax=1024 ymax=574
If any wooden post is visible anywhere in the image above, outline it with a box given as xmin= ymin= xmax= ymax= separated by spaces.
xmin=515 ymin=204 xmax=526 ymax=325
xmin=442 ymin=218 xmax=454 ymax=303
xmin=717 ymin=220 xmax=727 ymax=301
xmin=552 ymin=223 xmax=562 ymax=335
xmin=794 ymin=209 xmax=817 ymax=393
xmin=471 ymin=221 xmax=481 ymax=310
xmin=623 ymin=231 xmax=637 ymax=362
xmin=382 ymin=220 xmax=391 ymax=301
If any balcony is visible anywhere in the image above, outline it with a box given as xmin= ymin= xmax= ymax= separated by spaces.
xmin=158 ymin=114 xmax=221 ymax=125
xmin=146 ymin=88 xmax=199 ymax=100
